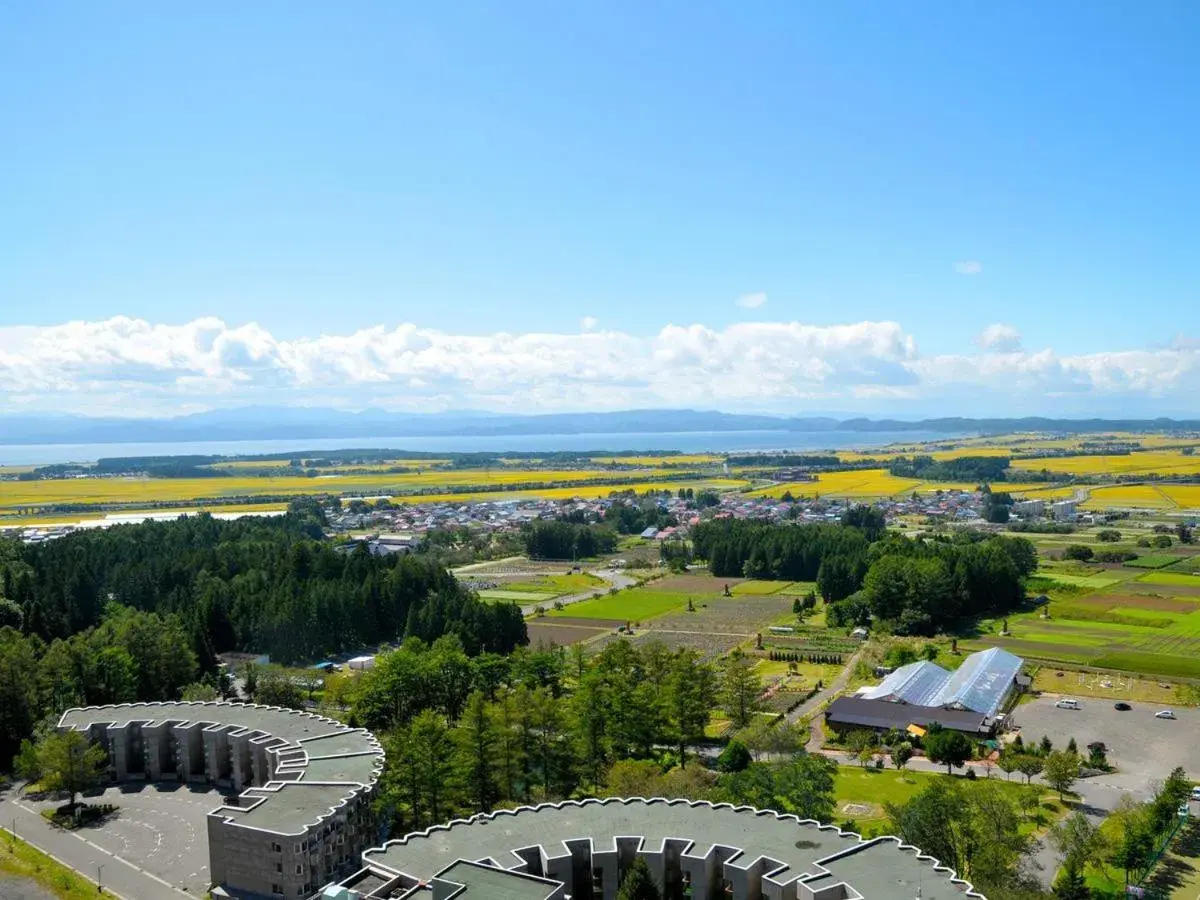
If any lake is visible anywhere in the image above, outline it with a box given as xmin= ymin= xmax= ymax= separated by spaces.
xmin=0 ymin=429 xmax=969 ymax=466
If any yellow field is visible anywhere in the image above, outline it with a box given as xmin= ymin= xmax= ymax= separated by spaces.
xmin=390 ymin=478 xmax=749 ymax=504
xmin=752 ymin=468 xmax=1076 ymax=500
xmin=1082 ymin=484 xmax=1175 ymax=509
xmin=590 ymin=455 xmax=721 ymax=466
xmin=1012 ymin=451 xmax=1200 ymax=477
xmin=750 ymin=469 xmax=921 ymax=499
xmin=1009 ymin=484 xmax=1079 ymax=499
xmin=1160 ymin=485 xmax=1200 ymax=509
xmin=0 ymin=467 xmax=694 ymax=510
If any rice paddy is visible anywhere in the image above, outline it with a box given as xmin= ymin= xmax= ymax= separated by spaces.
xmin=1012 ymin=450 xmax=1200 ymax=477
xmin=1083 ymin=484 xmax=1175 ymax=509
xmin=546 ymin=588 xmax=691 ymax=621
xmin=0 ymin=467 xmax=751 ymax=519
xmin=962 ymin=558 xmax=1200 ymax=678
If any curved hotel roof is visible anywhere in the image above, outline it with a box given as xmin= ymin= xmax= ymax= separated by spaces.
xmin=351 ymin=797 xmax=981 ymax=899
xmin=58 ymin=701 xmax=384 ymax=836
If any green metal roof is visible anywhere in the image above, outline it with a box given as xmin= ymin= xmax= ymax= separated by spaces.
xmin=434 ymin=861 xmax=560 ymax=900
xmin=59 ymin=702 xmax=383 ymax=838
xmin=364 ymin=798 xmax=980 ymax=899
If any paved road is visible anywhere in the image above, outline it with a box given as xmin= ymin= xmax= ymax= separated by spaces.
xmin=1 ymin=785 xmax=200 ymax=900
xmin=783 ymin=647 xmax=864 ymax=752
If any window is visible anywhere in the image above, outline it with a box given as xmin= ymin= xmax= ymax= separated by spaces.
xmin=271 ymin=885 xmax=283 ymax=895
xmin=293 ymin=842 xmax=302 ymax=854
xmin=275 ymin=863 xmax=282 ymax=873
xmin=271 ymin=842 xmax=282 ymax=853
xmin=295 ymin=865 xmax=303 ymax=875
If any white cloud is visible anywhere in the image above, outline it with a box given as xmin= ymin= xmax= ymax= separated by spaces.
xmin=0 ymin=315 xmax=1197 ymax=417
xmin=976 ymin=323 xmax=1023 ymax=353
xmin=954 ymin=260 xmax=983 ymax=275
xmin=735 ymin=291 xmax=768 ymax=309
xmin=580 ymin=316 xmax=598 ymax=331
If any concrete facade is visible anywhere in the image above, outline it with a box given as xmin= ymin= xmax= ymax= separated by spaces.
xmin=59 ymin=701 xmax=384 ymax=900
xmin=328 ymin=798 xmax=984 ymax=900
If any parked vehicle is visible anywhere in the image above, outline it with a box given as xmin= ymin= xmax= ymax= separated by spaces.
xmin=1155 ymin=710 xmax=1177 ymax=720
xmin=1114 ymin=702 xmax=1132 ymax=711
xmin=1055 ymin=698 xmax=1081 ymax=710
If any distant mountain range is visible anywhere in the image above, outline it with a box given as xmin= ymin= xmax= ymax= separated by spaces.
xmin=1 ymin=408 xmax=1198 ymax=445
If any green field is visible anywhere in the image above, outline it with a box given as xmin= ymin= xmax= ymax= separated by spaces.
xmin=479 ymin=589 xmax=550 ymax=602
xmin=1138 ymin=571 xmax=1200 ymax=587
xmin=962 ymin=553 xmax=1200 ymax=676
xmin=546 ymin=588 xmax=690 ymax=622
xmin=1124 ymin=554 xmax=1180 ymax=569
xmin=731 ymin=580 xmax=793 ymax=595
xmin=1035 ymin=571 xmax=1125 ymax=589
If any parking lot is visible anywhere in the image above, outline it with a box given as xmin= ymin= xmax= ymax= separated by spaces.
xmin=22 ymin=782 xmax=226 ymax=895
xmin=1014 ymin=695 xmax=1200 ymax=792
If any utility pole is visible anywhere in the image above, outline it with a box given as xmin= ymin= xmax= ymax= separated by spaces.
xmin=96 ymin=862 xmax=104 ymax=894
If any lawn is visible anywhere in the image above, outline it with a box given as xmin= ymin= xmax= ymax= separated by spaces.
xmin=545 ymin=588 xmax=690 ymax=622
xmin=1141 ymin=817 xmax=1200 ymax=898
xmin=1031 ymin=667 xmax=1182 ymax=705
xmin=833 ymin=768 xmax=1061 ymax=832
xmin=0 ymin=831 xmax=109 ymax=898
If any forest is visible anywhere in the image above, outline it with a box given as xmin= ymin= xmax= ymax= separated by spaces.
xmin=522 ymin=520 xmax=620 ymax=559
xmin=0 ymin=503 xmax=525 ymax=666
xmin=828 ymin=531 xmax=1038 ymax=634
xmin=691 ymin=517 xmax=875 ymax=597
xmin=887 ymin=454 xmax=1011 ymax=482
xmin=693 ymin=516 xmax=1037 ymax=635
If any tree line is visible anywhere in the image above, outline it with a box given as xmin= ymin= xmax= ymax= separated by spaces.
xmin=888 ymin=454 xmax=1011 ymax=482
xmin=522 ymin=521 xmax=619 ymax=559
xmin=338 ymin=636 xmax=819 ymax=833
xmin=828 ymin=531 xmax=1037 ymax=635
xmin=692 ymin=519 xmax=872 ymax=597
xmin=0 ymin=605 xmax=199 ymax=770
xmin=0 ymin=505 xmax=526 ymax=668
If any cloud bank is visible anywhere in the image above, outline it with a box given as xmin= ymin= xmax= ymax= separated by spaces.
xmin=736 ymin=292 xmax=768 ymax=309
xmin=0 ymin=316 xmax=1197 ymax=417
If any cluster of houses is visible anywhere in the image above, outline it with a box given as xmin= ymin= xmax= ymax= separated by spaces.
xmin=3 ymin=480 xmax=1093 ymax=550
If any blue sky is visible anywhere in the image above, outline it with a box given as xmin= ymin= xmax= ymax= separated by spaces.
xmin=1 ymin=2 xmax=1198 ymax=417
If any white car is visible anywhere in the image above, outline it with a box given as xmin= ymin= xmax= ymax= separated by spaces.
xmin=1155 ymin=710 xmax=1177 ymax=720
xmin=1055 ymin=698 xmax=1080 ymax=710
xmin=1190 ymin=787 xmax=1200 ymax=801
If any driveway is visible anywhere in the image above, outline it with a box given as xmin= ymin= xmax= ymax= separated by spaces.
xmin=1012 ymin=695 xmax=1200 ymax=793
xmin=5 ymin=781 xmax=228 ymax=898
xmin=1011 ymin=695 xmax=1200 ymax=886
